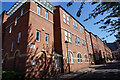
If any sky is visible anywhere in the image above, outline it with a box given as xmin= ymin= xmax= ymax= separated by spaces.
xmin=1 ymin=1 xmax=117 ymax=43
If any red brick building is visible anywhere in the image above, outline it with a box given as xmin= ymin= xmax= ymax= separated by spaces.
xmin=2 ymin=0 xmax=112 ymax=79
xmin=54 ymin=6 xmax=90 ymax=72
xmin=2 ymin=0 xmax=57 ymax=78
xmin=85 ymin=30 xmax=94 ymax=64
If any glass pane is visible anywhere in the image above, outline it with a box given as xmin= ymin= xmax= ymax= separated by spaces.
xmin=45 ymin=11 xmax=48 ymax=19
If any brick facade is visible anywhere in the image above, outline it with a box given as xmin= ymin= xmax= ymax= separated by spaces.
xmin=2 ymin=0 xmax=112 ymax=79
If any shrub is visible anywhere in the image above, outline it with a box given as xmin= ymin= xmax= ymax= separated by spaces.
xmin=2 ymin=71 xmax=24 ymax=80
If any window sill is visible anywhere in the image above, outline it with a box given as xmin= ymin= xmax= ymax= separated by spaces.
xmin=36 ymin=40 xmax=40 ymax=42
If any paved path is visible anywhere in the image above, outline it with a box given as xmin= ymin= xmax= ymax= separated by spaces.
xmin=48 ymin=60 xmax=120 ymax=80
xmin=76 ymin=60 xmax=120 ymax=79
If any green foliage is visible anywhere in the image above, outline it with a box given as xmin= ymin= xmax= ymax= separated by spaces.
xmin=67 ymin=1 xmax=120 ymax=39
xmin=2 ymin=71 xmax=24 ymax=80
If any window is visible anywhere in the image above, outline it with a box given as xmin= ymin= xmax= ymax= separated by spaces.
xmin=29 ymin=44 xmax=35 ymax=49
xmin=67 ymin=16 xmax=69 ymax=25
xmin=21 ymin=8 xmax=23 ymax=16
xmin=80 ymin=27 xmax=84 ymax=35
xmin=76 ymin=24 xmax=78 ymax=31
xmin=82 ymin=39 xmax=86 ymax=47
xmin=85 ymin=55 xmax=88 ymax=62
xmin=88 ymin=35 xmax=90 ymax=40
xmin=64 ymin=30 xmax=68 ymax=41
xmin=11 ymin=41 xmax=14 ymax=52
xmin=75 ymin=35 xmax=77 ymax=45
xmin=67 ymin=52 xmax=70 ymax=63
xmin=77 ymin=37 xmax=80 ymax=45
xmin=73 ymin=21 xmax=75 ymax=29
xmin=36 ymin=30 xmax=40 ymax=41
xmin=9 ymin=25 xmax=12 ymax=33
xmin=55 ymin=55 xmax=61 ymax=68
xmin=77 ymin=54 xmax=82 ymax=63
xmin=45 ymin=34 xmax=49 ymax=44
xmin=80 ymin=27 xmax=82 ymax=33
xmin=17 ymin=32 xmax=21 ymax=43
xmin=37 ymin=6 xmax=41 ymax=15
xmin=67 ymin=52 xmax=74 ymax=63
xmin=15 ymin=17 xmax=17 ymax=26
xmin=68 ymin=32 xmax=71 ymax=42
xmin=80 ymin=54 xmax=82 ymax=63
xmin=63 ymin=13 xmax=66 ymax=23
xmin=45 ymin=10 xmax=48 ymax=19
xmin=77 ymin=54 xmax=80 ymax=62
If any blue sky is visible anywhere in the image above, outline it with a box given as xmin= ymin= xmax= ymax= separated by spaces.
xmin=1 ymin=2 xmax=117 ymax=43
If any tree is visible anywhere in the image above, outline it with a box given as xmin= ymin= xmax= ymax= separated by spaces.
xmin=67 ymin=1 xmax=120 ymax=39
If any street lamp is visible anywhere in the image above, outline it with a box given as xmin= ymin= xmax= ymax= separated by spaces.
xmin=65 ymin=41 xmax=70 ymax=73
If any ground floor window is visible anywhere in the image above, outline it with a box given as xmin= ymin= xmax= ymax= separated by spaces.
xmin=55 ymin=53 xmax=61 ymax=68
xmin=67 ymin=51 xmax=74 ymax=63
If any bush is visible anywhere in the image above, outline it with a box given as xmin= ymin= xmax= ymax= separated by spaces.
xmin=2 ymin=71 xmax=24 ymax=80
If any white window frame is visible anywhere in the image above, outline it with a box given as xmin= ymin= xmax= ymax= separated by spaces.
xmin=37 ymin=6 xmax=41 ymax=15
xmin=17 ymin=32 xmax=21 ymax=43
xmin=21 ymin=8 xmax=23 ymax=16
xmin=70 ymin=52 xmax=74 ymax=63
xmin=75 ymin=35 xmax=77 ymax=45
xmin=63 ymin=13 xmax=66 ymax=23
xmin=45 ymin=10 xmax=48 ymax=19
xmin=68 ymin=32 xmax=71 ymax=42
xmin=36 ymin=30 xmax=40 ymax=42
xmin=64 ymin=30 xmax=68 ymax=41
xmin=9 ymin=25 xmax=12 ymax=33
xmin=55 ymin=55 xmax=61 ymax=68
xmin=76 ymin=23 xmax=78 ymax=31
xmin=67 ymin=16 xmax=69 ymax=25
xmin=73 ymin=21 xmax=75 ymax=29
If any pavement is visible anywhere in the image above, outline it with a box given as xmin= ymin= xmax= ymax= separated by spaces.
xmin=48 ymin=60 xmax=120 ymax=80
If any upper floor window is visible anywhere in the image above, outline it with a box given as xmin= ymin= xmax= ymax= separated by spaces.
xmin=76 ymin=24 xmax=78 ymax=31
xmin=82 ymin=39 xmax=86 ymax=47
xmin=9 ymin=25 xmax=12 ymax=33
xmin=11 ymin=41 xmax=14 ymax=52
xmin=63 ymin=13 xmax=66 ymax=23
xmin=45 ymin=10 xmax=48 ymax=19
xmin=64 ymin=30 xmax=68 ymax=41
xmin=45 ymin=33 xmax=49 ymax=44
xmin=75 ymin=35 xmax=77 ymax=45
xmin=36 ymin=30 xmax=40 ymax=41
xmin=21 ymin=8 xmax=23 ymax=16
xmin=68 ymin=32 xmax=71 ymax=42
xmin=37 ymin=6 xmax=41 ymax=15
xmin=73 ymin=21 xmax=75 ymax=29
xmin=88 ymin=35 xmax=90 ymax=40
xmin=77 ymin=37 xmax=80 ymax=45
xmin=15 ymin=17 xmax=17 ymax=26
xmin=17 ymin=32 xmax=21 ymax=43
xmin=67 ymin=16 xmax=69 ymax=25
xmin=80 ymin=27 xmax=84 ymax=35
